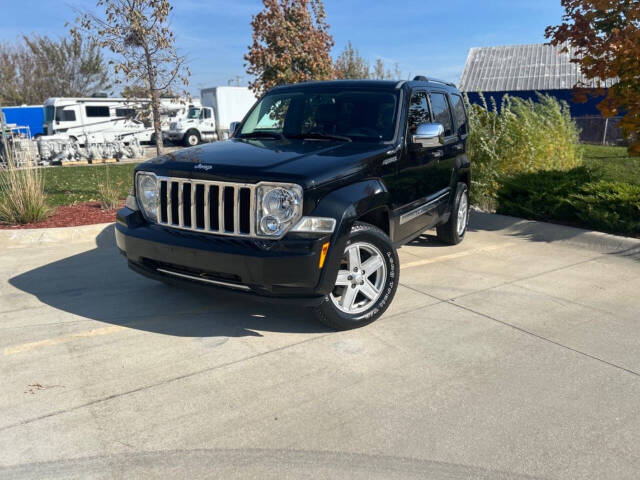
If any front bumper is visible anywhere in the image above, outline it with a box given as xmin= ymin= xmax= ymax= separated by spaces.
xmin=166 ymin=130 xmax=185 ymax=141
xmin=115 ymin=208 xmax=329 ymax=305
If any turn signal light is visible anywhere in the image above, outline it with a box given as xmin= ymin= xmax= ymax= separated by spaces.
xmin=319 ymin=242 xmax=330 ymax=269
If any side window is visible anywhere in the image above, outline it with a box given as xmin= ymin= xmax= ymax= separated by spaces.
xmin=85 ymin=106 xmax=110 ymax=118
xmin=115 ymin=108 xmax=136 ymax=118
xmin=449 ymin=94 xmax=467 ymax=136
xmin=429 ymin=93 xmax=454 ymax=137
xmin=203 ymin=109 xmax=211 ymax=119
xmin=407 ymin=91 xmax=430 ymax=134
xmin=55 ymin=108 xmax=76 ymax=122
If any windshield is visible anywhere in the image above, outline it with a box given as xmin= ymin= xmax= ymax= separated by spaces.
xmin=239 ymin=88 xmax=399 ymax=143
xmin=187 ymin=107 xmax=202 ymax=119
xmin=45 ymin=105 xmax=54 ymax=123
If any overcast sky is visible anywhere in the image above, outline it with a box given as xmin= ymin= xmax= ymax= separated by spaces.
xmin=0 ymin=0 xmax=565 ymax=96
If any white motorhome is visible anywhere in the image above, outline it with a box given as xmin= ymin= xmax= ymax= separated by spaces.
xmin=43 ymin=96 xmax=155 ymax=144
xmin=166 ymin=86 xmax=257 ymax=146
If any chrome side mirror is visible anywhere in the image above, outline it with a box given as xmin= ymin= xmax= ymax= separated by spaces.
xmin=412 ymin=123 xmax=444 ymax=148
xmin=229 ymin=121 xmax=241 ymax=137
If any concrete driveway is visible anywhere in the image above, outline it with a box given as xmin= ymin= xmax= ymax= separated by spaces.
xmin=1 ymin=213 xmax=639 ymax=479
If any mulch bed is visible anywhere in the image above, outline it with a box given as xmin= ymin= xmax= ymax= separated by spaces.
xmin=0 ymin=202 xmax=121 ymax=229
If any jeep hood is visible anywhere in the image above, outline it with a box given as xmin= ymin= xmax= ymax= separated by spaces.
xmin=141 ymin=138 xmax=392 ymax=188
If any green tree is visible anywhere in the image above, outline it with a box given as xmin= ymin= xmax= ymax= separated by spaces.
xmin=371 ymin=58 xmax=401 ymax=80
xmin=546 ymin=0 xmax=640 ymax=155
xmin=74 ymin=0 xmax=190 ymax=155
xmin=0 ymin=35 xmax=110 ymax=105
xmin=245 ymin=0 xmax=334 ymax=94
xmin=334 ymin=41 xmax=369 ymax=79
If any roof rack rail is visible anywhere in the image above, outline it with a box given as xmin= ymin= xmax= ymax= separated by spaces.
xmin=412 ymin=75 xmax=456 ymax=87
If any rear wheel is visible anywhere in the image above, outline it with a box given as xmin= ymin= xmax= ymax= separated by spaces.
xmin=436 ymin=182 xmax=469 ymax=245
xmin=312 ymin=222 xmax=399 ymax=330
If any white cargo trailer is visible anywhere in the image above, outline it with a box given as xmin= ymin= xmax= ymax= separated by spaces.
xmin=201 ymin=86 xmax=257 ymax=140
xmin=165 ymin=86 xmax=257 ymax=146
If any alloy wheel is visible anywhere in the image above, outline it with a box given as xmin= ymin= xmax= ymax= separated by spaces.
xmin=457 ymin=192 xmax=469 ymax=236
xmin=330 ymin=241 xmax=387 ymax=314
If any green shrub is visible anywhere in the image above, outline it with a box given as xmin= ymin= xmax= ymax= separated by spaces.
xmin=497 ymin=168 xmax=640 ymax=236
xmin=466 ymin=93 xmax=582 ymax=208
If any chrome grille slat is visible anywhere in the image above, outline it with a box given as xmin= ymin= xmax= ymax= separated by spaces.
xmin=157 ymin=176 xmax=257 ymax=238
xmin=218 ymin=186 xmax=224 ymax=232
xmin=178 ymin=182 xmax=185 ymax=227
xmin=233 ymin=187 xmax=239 ymax=234
xmin=166 ymin=181 xmax=173 ymax=225
xmin=190 ymin=183 xmax=196 ymax=229
xmin=204 ymin=184 xmax=210 ymax=231
xmin=249 ymin=191 xmax=255 ymax=236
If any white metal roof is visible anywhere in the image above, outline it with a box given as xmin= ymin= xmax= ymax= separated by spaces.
xmin=459 ymin=43 xmax=616 ymax=92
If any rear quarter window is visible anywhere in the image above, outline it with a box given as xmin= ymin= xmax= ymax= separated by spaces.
xmin=449 ymin=94 xmax=468 ymax=136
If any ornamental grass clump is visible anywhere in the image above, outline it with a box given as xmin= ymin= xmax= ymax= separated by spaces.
xmin=466 ymin=93 xmax=582 ymax=209
xmin=0 ymin=164 xmax=50 ymax=224
xmin=96 ymin=165 xmax=123 ymax=210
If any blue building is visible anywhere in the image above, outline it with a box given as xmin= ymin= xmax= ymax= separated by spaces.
xmin=459 ymin=43 xmax=620 ymax=143
xmin=1 ymin=105 xmax=44 ymax=136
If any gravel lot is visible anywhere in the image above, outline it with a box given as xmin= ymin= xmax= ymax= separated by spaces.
xmin=1 ymin=213 xmax=639 ymax=479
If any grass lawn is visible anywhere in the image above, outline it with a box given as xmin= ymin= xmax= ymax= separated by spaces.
xmin=42 ymin=163 xmax=137 ymax=207
xmin=580 ymin=144 xmax=640 ymax=186
xmin=497 ymin=144 xmax=640 ymax=237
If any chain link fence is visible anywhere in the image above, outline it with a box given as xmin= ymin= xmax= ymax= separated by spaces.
xmin=574 ymin=116 xmax=627 ymax=146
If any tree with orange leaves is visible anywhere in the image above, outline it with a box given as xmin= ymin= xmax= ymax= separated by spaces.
xmin=546 ymin=0 xmax=640 ymax=155
xmin=244 ymin=0 xmax=334 ymax=95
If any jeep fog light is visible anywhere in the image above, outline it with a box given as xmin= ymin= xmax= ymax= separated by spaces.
xmin=256 ymin=183 xmax=302 ymax=237
xmin=136 ymin=172 xmax=158 ymax=222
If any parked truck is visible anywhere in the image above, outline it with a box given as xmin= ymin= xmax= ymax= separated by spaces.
xmin=166 ymin=86 xmax=257 ymax=146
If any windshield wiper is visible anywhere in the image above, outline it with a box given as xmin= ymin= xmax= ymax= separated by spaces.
xmin=238 ymin=131 xmax=285 ymax=140
xmin=287 ymin=133 xmax=352 ymax=142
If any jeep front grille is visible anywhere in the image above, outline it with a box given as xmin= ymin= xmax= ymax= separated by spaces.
xmin=156 ymin=177 xmax=256 ymax=237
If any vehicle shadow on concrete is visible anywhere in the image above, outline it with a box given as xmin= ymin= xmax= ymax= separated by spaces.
xmin=9 ymin=225 xmax=331 ymax=338
xmin=407 ymin=233 xmax=450 ymax=248
xmin=468 ymin=211 xmax=590 ymax=243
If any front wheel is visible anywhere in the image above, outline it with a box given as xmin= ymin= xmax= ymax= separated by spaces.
xmin=183 ymin=131 xmax=200 ymax=147
xmin=312 ymin=222 xmax=399 ymax=330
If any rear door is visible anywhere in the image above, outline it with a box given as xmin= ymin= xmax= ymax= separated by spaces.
xmin=427 ymin=91 xmax=458 ymax=217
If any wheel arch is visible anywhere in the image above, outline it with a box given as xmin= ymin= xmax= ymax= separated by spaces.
xmin=309 ymin=179 xmax=393 ymax=295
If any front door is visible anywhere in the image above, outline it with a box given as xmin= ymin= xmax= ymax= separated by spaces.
xmin=390 ymin=89 xmax=448 ymax=241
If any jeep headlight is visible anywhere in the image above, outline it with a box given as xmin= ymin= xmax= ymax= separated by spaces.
xmin=136 ymin=172 xmax=158 ymax=222
xmin=256 ymin=183 xmax=303 ymax=237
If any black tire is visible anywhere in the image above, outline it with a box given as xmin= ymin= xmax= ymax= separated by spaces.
xmin=436 ymin=182 xmax=469 ymax=245
xmin=312 ymin=222 xmax=399 ymax=330
xmin=183 ymin=130 xmax=200 ymax=147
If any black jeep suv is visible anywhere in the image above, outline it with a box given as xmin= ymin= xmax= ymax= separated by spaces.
xmin=116 ymin=77 xmax=471 ymax=330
